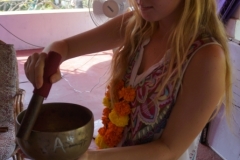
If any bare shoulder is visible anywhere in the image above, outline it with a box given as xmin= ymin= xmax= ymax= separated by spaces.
xmin=182 ymin=43 xmax=226 ymax=100
xmin=191 ymin=44 xmax=226 ymax=71
xmin=183 ymin=43 xmax=226 ymax=85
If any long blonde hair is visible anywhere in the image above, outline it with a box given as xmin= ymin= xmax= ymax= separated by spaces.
xmin=108 ymin=0 xmax=232 ymax=119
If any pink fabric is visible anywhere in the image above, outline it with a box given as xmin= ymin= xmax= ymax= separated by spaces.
xmin=0 ymin=41 xmax=18 ymax=160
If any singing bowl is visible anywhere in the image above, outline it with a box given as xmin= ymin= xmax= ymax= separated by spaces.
xmin=16 ymin=103 xmax=94 ymax=160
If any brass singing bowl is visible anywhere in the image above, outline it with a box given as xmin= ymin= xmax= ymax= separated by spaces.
xmin=16 ymin=103 xmax=94 ymax=160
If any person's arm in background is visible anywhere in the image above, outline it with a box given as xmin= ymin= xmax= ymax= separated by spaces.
xmin=24 ymin=12 xmax=133 ymax=89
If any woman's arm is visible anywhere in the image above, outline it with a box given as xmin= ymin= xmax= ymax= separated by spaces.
xmin=43 ymin=11 xmax=133 ymax=62
xmin=82 ymin=44 xmax=226 ymax=160
xmin=24 ymin=12 xmax=132 ymax=88
xmin=159 ymin=44 xmax=225 ymax=158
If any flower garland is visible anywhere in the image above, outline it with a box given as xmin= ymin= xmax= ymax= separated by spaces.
xmin=95 ymin=80 xmax=136 ymax=148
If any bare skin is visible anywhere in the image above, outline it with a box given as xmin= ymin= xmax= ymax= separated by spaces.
xmin=23 ymin=0 xmax=226 ymax=159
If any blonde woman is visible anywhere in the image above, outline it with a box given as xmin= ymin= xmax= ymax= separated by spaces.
xmin=24 ymin=0 xmax=232 ymax=159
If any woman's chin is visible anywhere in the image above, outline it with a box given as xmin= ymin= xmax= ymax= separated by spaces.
xmin=141 ymin=15 xmax=158 ymax=22
xmin=140 ymin=12 xmax=159 ymax=22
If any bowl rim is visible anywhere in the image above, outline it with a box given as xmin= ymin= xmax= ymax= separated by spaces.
xmin=16 ymin=102 xmax=94 ymax=133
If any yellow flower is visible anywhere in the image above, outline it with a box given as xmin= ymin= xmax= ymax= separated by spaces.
xmin=102 ymin=96 xmax=111 ymax=109
xmin=109 ymin=109 xmax=129 ymax=127
xmin=95 ymin=134 xmax=109 ymax=149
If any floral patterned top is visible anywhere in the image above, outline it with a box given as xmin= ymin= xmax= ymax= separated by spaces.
xmin=119 ymin=34 xmax=219 ymax=160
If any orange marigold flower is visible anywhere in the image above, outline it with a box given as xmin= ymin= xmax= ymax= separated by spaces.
xmin=118 ymin=86 xmax=136 ymax=102
xmin=114 ymin=101 xmax=131 ymax=116
xmin=108 ymin=121 xmax=115 ymax=128
xmin=108 ymin=122 xmax=124 ymax=133
xmin=103 ymin=122 xmax=124 ymax=147
xmin=98 ymin=127 xmax=107 ymax=136
xmin=102 ymin=116 xmax=109 ymax=126
xmin=105 ymin=90 xmax=110 ymax=99
xmin=103 ymin=107 xmax=111 ymax=117
xmin=96 ymin=80 xmax=135 ymax=149
xmin=116 ymin=80 xmax=124 ymax=91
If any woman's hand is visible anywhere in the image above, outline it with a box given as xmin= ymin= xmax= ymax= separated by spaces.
xmin=24 ymin=52 xmax=62 ymax=89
